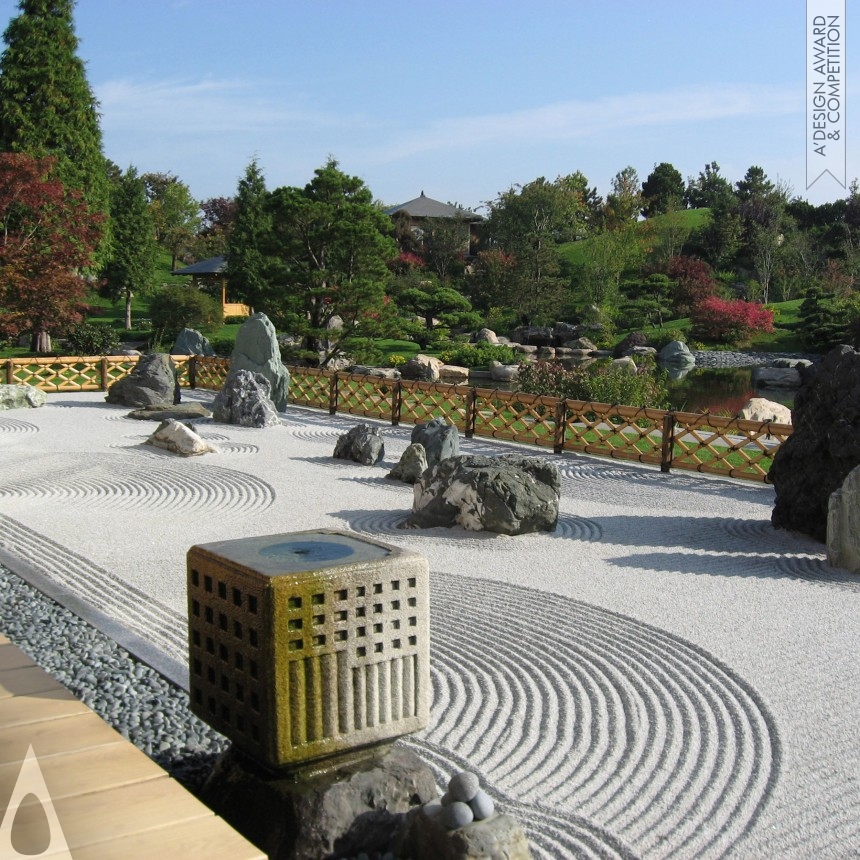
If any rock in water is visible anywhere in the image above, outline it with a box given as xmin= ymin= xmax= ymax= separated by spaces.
xmin=333 ymin=424 xmax=385 ymax=465
xmin=659 ymin=340 xmax=696 ymax=367
xmin=171 ymin=328 xmax=214 ymax=356
xmin=405 ymin=454 xmax=560 ymax=535
xmin=387 ymin=443 xmax=428 ymax=484
xmin=827 ymin=464 xmax=860 ymax=573
xmin=106 ymin=353 xmax=179 ymax=408
xmin=771 ymin=345 xmax=860 ymax=541
xmin=0 ymin=383 xmax=46 ymax=410
xmin=230 ymin=313 xmax=290 ymax=410
xmin=145 ymin=419 xmax=214 ymax=456
xmin=212 ymin=369 xmax=281 ymax=428
xmin=411 ymin=417 xmax=459 ymax=471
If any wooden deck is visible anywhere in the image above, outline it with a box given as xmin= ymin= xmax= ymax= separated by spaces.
xmin=0 ymin=633 xmax=266 ymax=859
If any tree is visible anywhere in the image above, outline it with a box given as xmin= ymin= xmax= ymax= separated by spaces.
xmin=684 ymin=161 xmax=735 ymax=209
xmin=641 ymin=162 xmax=685 ymax=217
xmin=735 ymin=165 xmax=774 ymax=202
xmin=192 ymin=195 xmax=237 ymax=258
xmin=0 ymin=0 xmax=109 ymax=256
xmin=142 ymin=172 xmax=200 ymax=269
xmin=390 ymin=269 xmax=478 ymax=346
xmin=666 ymin=255 xmax=717 ymax=315
xmin=226 ymin=158 xmax=271 ymax=313
xmin=265 ymin=158 xmax=398 ymax=365
xmin=101 ymin=166 xmax=157 ymax=330
xmin=0 ymin=152 xmax=101 ymax=352
xmin=603 ymin=166 xmax=642 ymax=228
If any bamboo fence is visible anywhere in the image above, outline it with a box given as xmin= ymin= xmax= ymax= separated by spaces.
xmin=6 ymin=356 xmax=792 ymax=482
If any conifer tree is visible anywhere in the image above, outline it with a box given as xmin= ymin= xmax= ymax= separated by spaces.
xmin=0 ymin=0 xmax=109 ymax=241
xmin=101 ymin=166 xmax=157 ymax=331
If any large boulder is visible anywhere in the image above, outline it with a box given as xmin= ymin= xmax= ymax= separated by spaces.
xmin=333 ymin=423 xmax=385 ymax=465
xmin=509 ymin=325 xmax=553 ymax=347
xmin=771 ymin=345 xmax=860 ymax=541
xmin=659 ymin=340 xmax=696 ymax=367
xmin=400 ymin=354 xmax=445 ymax=382
xmin=230 ymin=313 xmax=290 ymax=411
xmin=106 ymin=353 xmax=179 ymax=408
xmin=212 ymin=369 xmax=281 ymax=428
xmin=737 ymin=397 xmax=792 ymax=425
xmin=565 ymin=337 xmax=598 ymax=352
xmin=610 ymin=356 xmax=638 ymax=375
xmin=752 ymin=366 xmax=802 ymax=389
xmin=552 ymin=321 xmax=584 ymax=344
xmin=474 ymin=328 xmax=499 ymax=344
xmin=387 ymin=443 xmax=428 ymax=484
xmin=439 ymin=364 xmax=470 ymax=383
xmin=404 ymin=454 xmax=560 ymax=535
xmin=170 ymin=328 xmax=214 ymax=357
xmin=613 ymin=331 xmax=649 ymax=358
xmin=349 ymin=365 xmax=401 ymax=380
xmin=488 ymin=361 xmax=520 ymax=383
xmin=145 ymin=419 xmax=214 ymax=456
xmin=411 ymin=417 xmax=459 ymax=471
xmin=0 ymin=384 xmax=46 ymax=410
xmin=827 ymin=464 xmax=860 ymax=573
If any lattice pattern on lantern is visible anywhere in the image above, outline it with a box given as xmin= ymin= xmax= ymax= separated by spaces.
xmin=187 ymin=530 xmax=430 ymax=769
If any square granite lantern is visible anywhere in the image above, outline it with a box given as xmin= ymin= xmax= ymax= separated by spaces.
xmin=187 ymin=530 xmax=430 ymax=770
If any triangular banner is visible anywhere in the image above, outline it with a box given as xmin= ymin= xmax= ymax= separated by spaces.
xmin=0 ymin=745 xmax=73 ymax=859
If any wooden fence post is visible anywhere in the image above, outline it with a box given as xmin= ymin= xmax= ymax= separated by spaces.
xmin=392 ymin=380 xmax=402 ymax=426
xmin=661 ymin=411 xmax=676 ymax=473
xmin=5 ymin=359 xmax=13 ymax=384
xmin=99 ymin=357 xmax=108 ymax=391
xmin=329 ymin=372 xmax=339 ymax=415
xmin=188 ymin=356 xmax=197 ymax=390
xmin=465 ymin=388 xmax=477 ymax=438
xmin=553 ymin=399 xmax=566 ymax=455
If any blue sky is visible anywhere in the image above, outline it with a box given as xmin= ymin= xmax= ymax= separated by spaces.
xmin=0 ymin=0 xmax=855 ymax=211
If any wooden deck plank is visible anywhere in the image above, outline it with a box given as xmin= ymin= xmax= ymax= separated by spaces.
xmin=0 ymin=642 xmax=36 ymax=670
xmin=0 ymin=688 xmax=89 ymax=729
xmin=0 ymin=712 xmax=127 ymax=765
xmin=46 ymin=816 xmax=267 ymax=860
xmin=0 ymin=665 xmax=70 ymax=700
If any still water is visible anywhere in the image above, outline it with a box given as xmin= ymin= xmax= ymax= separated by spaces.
xmin=665 ymin=367 xmax=794 ymax=415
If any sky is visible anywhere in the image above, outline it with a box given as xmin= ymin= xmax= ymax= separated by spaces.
xmin=0 ymin=0 xmax=855 ymax=212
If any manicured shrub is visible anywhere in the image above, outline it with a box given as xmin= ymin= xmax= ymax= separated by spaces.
xmin=690 ymin=296 xmax=774 ymax=344
xmin=149 ymin=286 xmax=221 ymax=342
xmin=66 ymin=321 xmax=121 ymax=355
xmin=437 ymin=342 xmax=517 ymax=367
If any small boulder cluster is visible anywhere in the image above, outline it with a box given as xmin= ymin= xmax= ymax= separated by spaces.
xmin=427 ymin=771 xmax=495 ymax=830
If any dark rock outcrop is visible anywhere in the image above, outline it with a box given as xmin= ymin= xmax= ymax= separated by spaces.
xmin=771 ymin=345 xmax=860 ymax=541
xmin=212 ymin=369 xmax=281 ymax=428
xmin=333 ymin=423 xmax=385 ymax=465
xmin=106 ymin=353 xmax=179 ymax=408
xmin=411 ymin=417 xmax=459 ymax=471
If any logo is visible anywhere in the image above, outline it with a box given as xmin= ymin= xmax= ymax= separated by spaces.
xmin=0 ymin=745 xmax=72 ymax=859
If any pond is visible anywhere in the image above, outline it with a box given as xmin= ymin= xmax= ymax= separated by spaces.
xmin=665 ymin=367 xmax=794 ymax=415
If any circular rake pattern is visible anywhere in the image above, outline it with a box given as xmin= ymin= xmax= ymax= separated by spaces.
xmin=0 ymin=453 xmax=274 ymax=515
xmin=425 ymin=570 xmax=779 ymax=860
xmin=553 ymin=514 xmax=604 ymax=542
xmin=0 ymin=417 xmax=39 ymax=437
xmin=285 ymin=427 xmax=348 ymax=443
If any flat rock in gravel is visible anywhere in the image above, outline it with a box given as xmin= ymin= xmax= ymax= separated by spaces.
xmin=145 ymin=419 xmax=214 ymax=456
xmin=127 ymin=403 xmax=212 ymax=421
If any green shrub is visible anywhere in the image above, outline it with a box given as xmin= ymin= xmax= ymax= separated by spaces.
xmin=517 ymin=360 xmax=669 ymax=408
xmin=437 ymin=342 xmax=517 ymax=367
xmin=149 ymin=286 xmax=221 ymax=343
xmin=387 ymin=353 xmax=407 ymax=367
xmin=224 ymin=315 xmax=249 ymax=325
xmin=208 ymin=337 xmax=235 ymax=357
xmin=648 ymin=328 xmax=687 ymax=350
xmin=66 ymin=322 xmax=121 ymax=356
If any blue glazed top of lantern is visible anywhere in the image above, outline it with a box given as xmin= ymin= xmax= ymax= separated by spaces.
xmin=195 ymin=531 xmax=391 ymax=576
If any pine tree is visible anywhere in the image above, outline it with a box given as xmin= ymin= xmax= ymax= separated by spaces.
xmin=0 ymin=0 xmax=109 ymax=243
xmin=226 ymin=158 xmax=271 ymax=313
xmin=101 ymin=167 xmax=157 ymax=331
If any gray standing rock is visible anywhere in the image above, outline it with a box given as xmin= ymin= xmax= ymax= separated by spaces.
xmin=170 ymin=328 xmax=214 ymax=357
xmin=387 ymin=443 xmax=429 ymax=484
xmin=771 ymin=345 xmax=860 ymax=541
xmin=659 ymin=340 xmax=696 ymax=367
xmin=106 ymin=353 xmax=180 ymax=408
xmin=0 ymin=383 xmax=46 ymax=410
xmin=405 ymin=454 xmax=560 ymax=535
xmin=230 ymin=312 xmax=290 ymax=411
xmin=212 ymin=369 xmax=281 ymax=428
xmin=827 ymin=464 xmax=860 ymax=573
xmin=334 ymin=423 xmax=385 ymax=465
xmin=412 ymin=417 xmax=459 ymax=470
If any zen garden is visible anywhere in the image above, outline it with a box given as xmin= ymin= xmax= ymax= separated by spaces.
xmin=1 ymin=2 xmax=860 ymax=860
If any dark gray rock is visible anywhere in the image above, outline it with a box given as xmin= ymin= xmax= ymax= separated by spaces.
xmin=509 ymin=325 xmax=553 ymax=347
xmin=752 ymin=366 xmax=802 ymax=388
xmin=411 ymin=417 xmax=459 ymax=471
xmin=0 ymin=383 xmax=46 ymax=410
xmin=201 ymin=745 xmax=437 ymax=860
xmin=231 ymin=313 xmax=290 ymax=411
xmin=334 ymin=423 xmax=385 ymax=465
xmin=212 ymin=369 xmax=281 ymax=428
xmin=127 ymin=403 xmax=212 ymax=421
xmin=405 ymin=454 xmax=560 ymax=535
xmin=771 ymin=345 xmax=860 ymax=541
xmin=170 ymin=328 xmax=214 ymax=357
xmin=613 ymin=331 xmax=649 ymax=358
xmin=105 ymin=353 xmax=180 ymax=408
xmin=387 ymin=443 xmax=428 ymax=484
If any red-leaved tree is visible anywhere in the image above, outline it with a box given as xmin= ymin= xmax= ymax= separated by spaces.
xmin=0 ymin=153 xmax=102 ymax=353
xmin=666 ymin=255 xmax=718 ymax=316
xmin=690 ymin=295 xmax=774 ymax=344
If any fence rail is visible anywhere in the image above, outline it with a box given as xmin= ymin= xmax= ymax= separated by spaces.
xmin=5 ymin=356 xmax=791 ymax=482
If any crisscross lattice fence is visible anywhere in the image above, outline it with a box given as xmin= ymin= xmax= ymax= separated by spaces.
xmin=5 ymin=356 xmax=791 ymax=482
